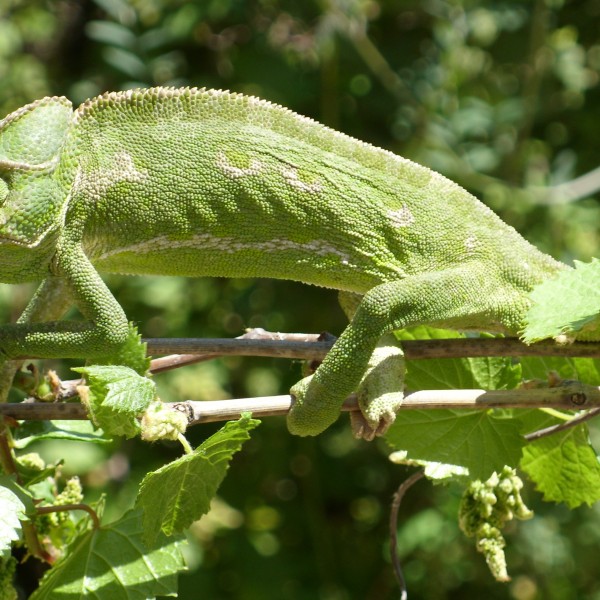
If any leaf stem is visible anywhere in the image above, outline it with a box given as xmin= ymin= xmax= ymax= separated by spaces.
xmin=178 ymin=433 xmax=193 ymax=455
xmin=524 ymin=407 xmax=600 ymax=441
xmin=36 ymin=503 xmax=101 ymax=530
xmin=538 ymin=407 xmax=573 ymax=421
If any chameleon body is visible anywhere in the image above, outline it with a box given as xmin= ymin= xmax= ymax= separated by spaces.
xmin=0 ymin=87 xmax=565 ymax=438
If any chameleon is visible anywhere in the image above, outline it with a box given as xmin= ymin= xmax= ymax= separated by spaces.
xmin=0 ymin=86 xmax=566 ymax=439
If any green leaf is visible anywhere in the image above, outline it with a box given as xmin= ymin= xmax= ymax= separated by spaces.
xmin=0 ymin=556 xmax=17 ymax=600
xmin=0 ymin=477 xmax=32 ymax=559
xmin=523 ymin=259 xmax=600 ymax=343
xmin=397 ymin=326 xmax=521 ymax=391
xmin=520 ymin=355 xmax=581 ymax=382
xmin=136 ymin=415 xmax=259 ymax=546
xmin=87 ymin=323 xmax=150 ymax=375
xmin=13 ymin=420 xmax=110 ymax=449
xmin=387 ymin=326 xmax=524 ymax=479
xmin=520 ymin=424 xmax=600 ymax=508
xmin=385 ymin=410 xmax=523 ymax=480
xmin=30 ymin=509 xmax=186 ymax=599
xmin=74 ymin=365 xmax=156 ymax=438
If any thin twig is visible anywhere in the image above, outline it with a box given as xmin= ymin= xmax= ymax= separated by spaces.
xmin=390 ymin=471 xmax=425 ymax=600
xmin=524 ymin=407 xmax=600 ymax=441
xmin=3 ymin=382 xmax=598 ymax=422
xmin=143 ymin=334 xmax=600 ymax=360
xmin=36 ymin=503 xmax=101 ymax=529
xmin=35 ymin=332 xmax=600 ymax=402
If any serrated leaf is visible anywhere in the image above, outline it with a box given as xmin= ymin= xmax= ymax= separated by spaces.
xmin=13 ymin=420 xmax=110 ymax=449
xmin=388 ymin=327 xmax=523 ymax=479
xmin=397 ymin=326 xmax=521 ymax=391
xmin=87 ymin=323 xmax=150 ymax=375
xmin=520 ymin=355 xmax=581 ymax=382
xmin=385 ymin=410 xmax=523 ymax=480
xmin=136 ymin=415 xmax=259 ymax=546
xmin=30 ymin=508 xmax=186 ymax=599
xmin=520 ymin=424 xmax=600 ymax=508
xmin=74 ymin=365 xmax=156 ymax=438
xmin=0 ymin=479 xmax=28 ymax=559
xmin=523 ymin=259 xmax=600 ymax=343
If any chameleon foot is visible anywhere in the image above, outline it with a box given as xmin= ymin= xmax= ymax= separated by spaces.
xmin=350 ymin=407 xmax=396 ymax=441
xmin=287 ymin=374 xmax=341 ymax=437
xmin=352 ymin=338 xmax=405 ymax=440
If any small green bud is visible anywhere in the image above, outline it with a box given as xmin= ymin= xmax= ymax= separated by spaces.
xmin=141 ymin=402 xmax=188 ymax=442
xmin=16 ymin=452 xmax=45 ymax=471
xmin=459 ymin=467 xmax=532 ymax=582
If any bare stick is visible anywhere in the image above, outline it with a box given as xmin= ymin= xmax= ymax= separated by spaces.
xmin=143 ymin=333 xmax=600 ymax=361
xmin=3 ymin=382 xmax=598 ymax=422
xmin=524 ymin=407 xmax=600 ymax=441
xmin=148 ymin=329 xmax=332 ymax=373
xmin=36 ymin=503 xmax=101 ymax=530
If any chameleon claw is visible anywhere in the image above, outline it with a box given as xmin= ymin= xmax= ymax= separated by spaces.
xmin=350 ymin=408 xmax=396 ymax=441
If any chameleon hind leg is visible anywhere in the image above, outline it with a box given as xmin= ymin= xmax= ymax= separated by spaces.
xmin=287 ymin=265 xmax=506 ymax=439
xmin=350 ymin=332 xmax=405 ymax=440
xmin=337 ymin=292 xmax=404 ymax=440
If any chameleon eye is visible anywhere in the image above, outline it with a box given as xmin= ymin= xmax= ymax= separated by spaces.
xmin=0 ymin=178 xmax=8 ymax=205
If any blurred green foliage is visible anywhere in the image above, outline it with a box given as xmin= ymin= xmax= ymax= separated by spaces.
xmin=2 ymin=0 xmax=600 ymax=598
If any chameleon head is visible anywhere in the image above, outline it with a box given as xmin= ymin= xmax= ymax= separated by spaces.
xmin=0 ymin=96 xmax=73 ymax=282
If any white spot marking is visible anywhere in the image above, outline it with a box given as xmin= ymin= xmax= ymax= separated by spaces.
xmin=74 ymin=152 xmax=148 ymax=201
xmin=282 ymin=167 xmax=322 ymax=193
xmin=464 ymin=234 xmax=478 ymax=254
xmin=96 ymin=233 xmax=351 ymax=264
xmin=216 ymin=151 xmax=263 ymax=178
xmin=388 ymin=204 xmax=414 ymax=227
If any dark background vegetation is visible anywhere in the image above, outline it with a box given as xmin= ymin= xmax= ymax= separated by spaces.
xmin=2 ymin=1 xmax=600 ymax=598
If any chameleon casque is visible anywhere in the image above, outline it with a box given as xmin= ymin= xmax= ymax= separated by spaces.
xmin=0 ymin=87 xmax=566 ymax=439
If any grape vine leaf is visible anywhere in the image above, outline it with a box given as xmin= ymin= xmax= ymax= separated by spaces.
xmin=386 ymin=326 xmax=524 ymax=479
xmin=396 ymin=326 xmax=522 ymax=391
xmin=385 ymin=410 xmax=522 ymax=480
xmin=88 ymin=323 xmax=151 ymax=376
xmin=13 ymin=420 xmax=110 ymax=448
xmin=74 ymin=365 xmax=156 ymax=438
xmin=523 ymin=258 xmax=600 ymax=343
xmin=520 ymin=424 xmax=600 ymax=508
xmin=0 ymin=476 xmax=33 ymax=559
xmin=136 ymin=414 xmax=260 ymax=546
xmin=30 ymin=508 xmax=186 ymax=599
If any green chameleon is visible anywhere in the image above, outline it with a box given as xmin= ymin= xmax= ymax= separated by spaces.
xmin=0 ymin=87 xmax=565 ymax=439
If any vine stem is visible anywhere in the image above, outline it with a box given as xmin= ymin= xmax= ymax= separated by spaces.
xmin=389 ymin=470 xmax=426 ymax=600
xmin=3 ymin=382 xmax=598 ymax=422
xmin=524 ymin=407 xmax=600 ymax=441
xmin=177 ymin=433 xmax=193 ymax=455
xmin=36 ymin=503 xmax=101 ymax=530
xmin=538 ymin=407 xmax=573 ymax=421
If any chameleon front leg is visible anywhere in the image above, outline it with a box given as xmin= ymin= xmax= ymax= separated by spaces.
xmin=287 ymin=266 xmax=496 ymax=438
xmin=0 ymin=277 xmax=75 ymax=401
xmin=0 ymin=245 xmax=129 ymax=360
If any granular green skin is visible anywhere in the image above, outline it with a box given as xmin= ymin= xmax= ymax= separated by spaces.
xmin=0 ymin=87 xmax=566 ymax=437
